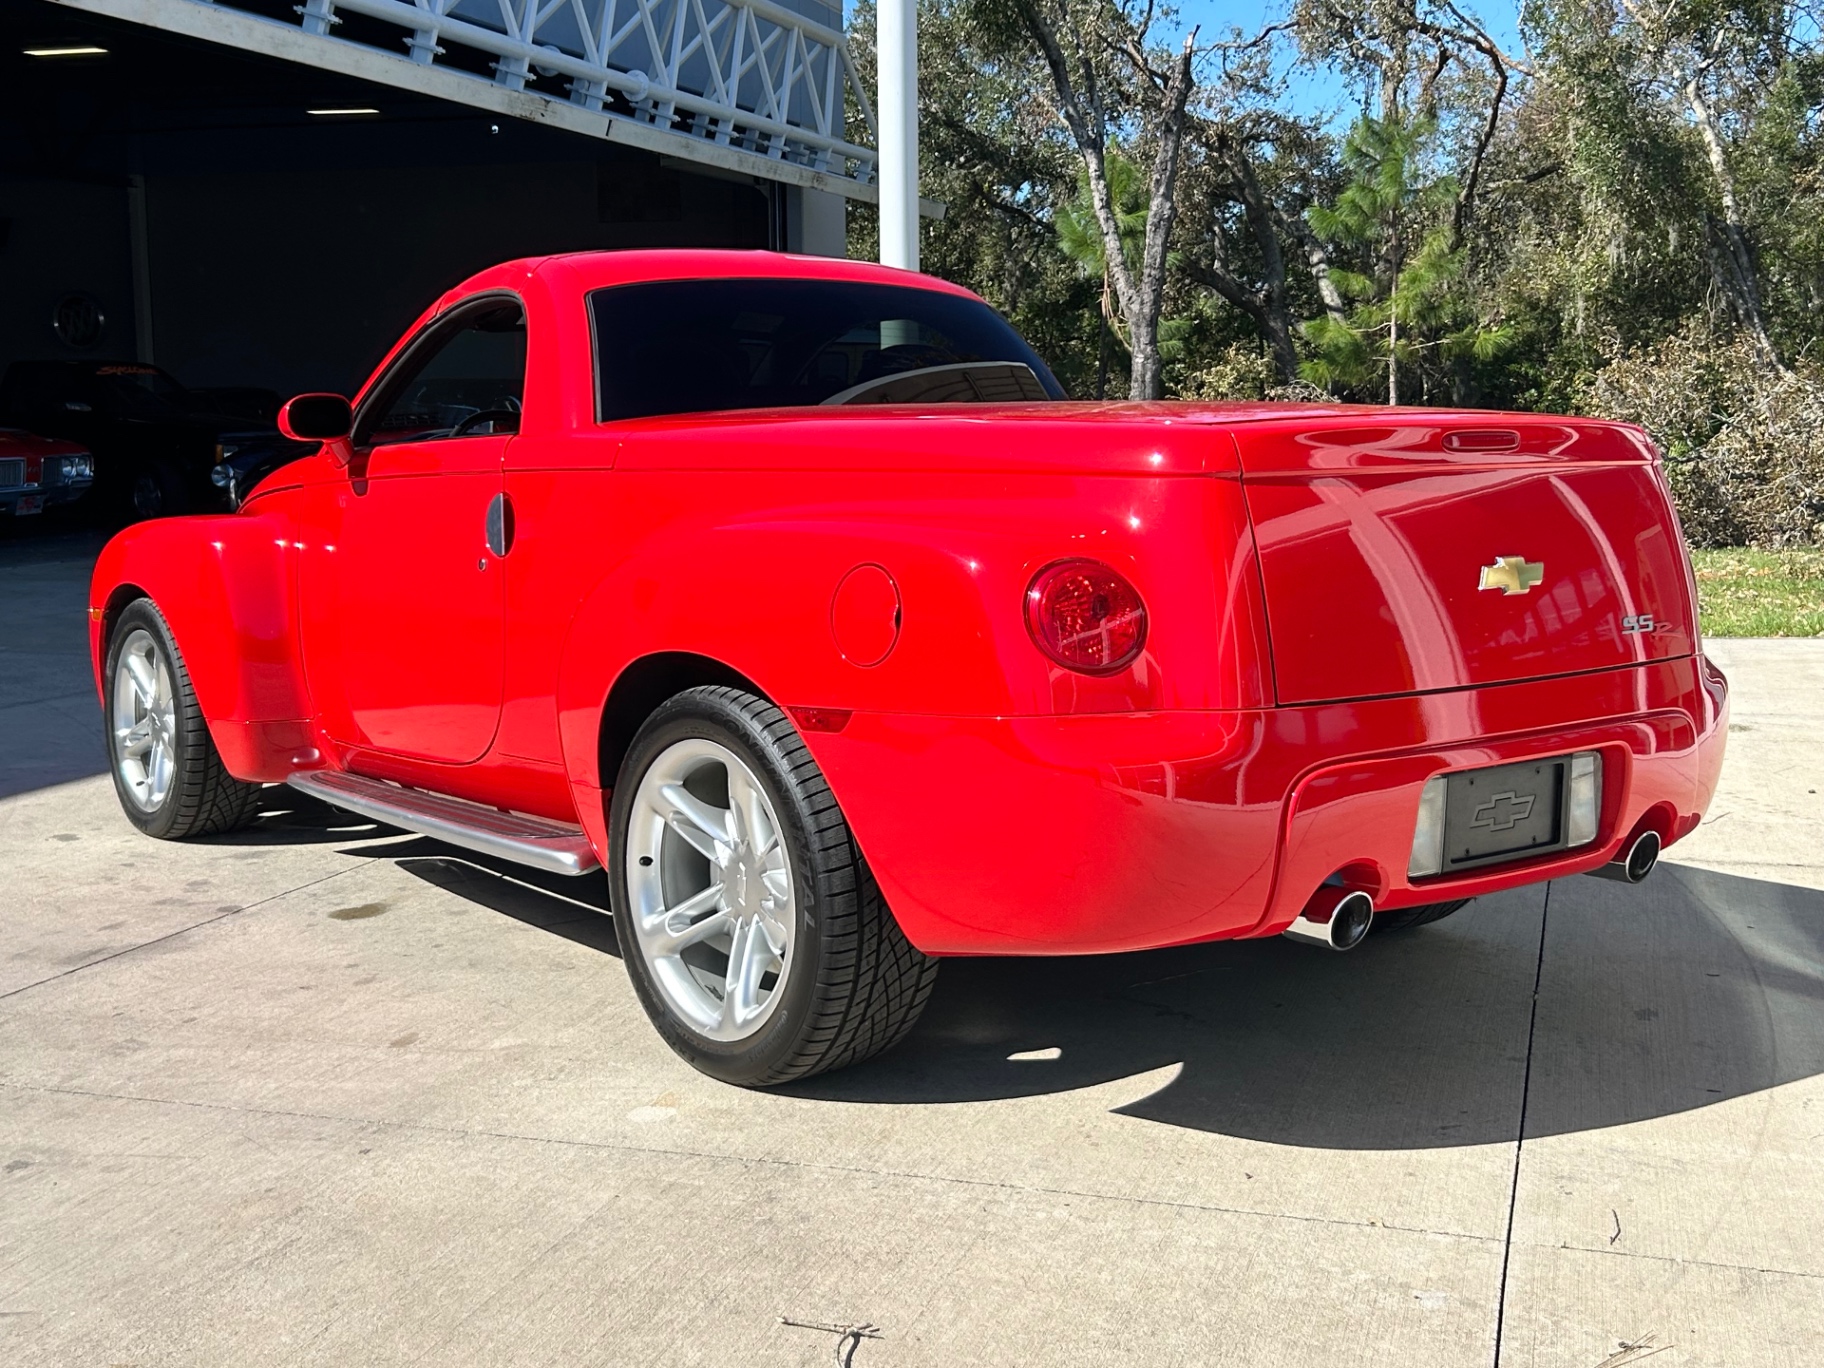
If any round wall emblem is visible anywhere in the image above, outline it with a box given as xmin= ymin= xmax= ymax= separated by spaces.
xmin=52 ymin=294 xmax=106 ymax=349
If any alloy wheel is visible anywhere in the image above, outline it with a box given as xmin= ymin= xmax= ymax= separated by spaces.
xmin=111 ymin=627 xmax=178 ymax=811
xmin=624 ymin=738 xmax=796 ymax=1042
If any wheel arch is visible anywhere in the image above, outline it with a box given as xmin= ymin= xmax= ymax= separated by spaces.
xmin=88 ymin=513 xmax=313 ymax=781
xmin=100 ymin=581 xmax=153 ymax=649
xmin=597 ymin=650 xmax=770 ymax=793
xmin=90 ymin=580 xmax=155 ymax=714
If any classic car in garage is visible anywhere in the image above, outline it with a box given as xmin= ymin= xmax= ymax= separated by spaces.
xmin=87 ymin=250 xmax=1728 ymax=1085
xmin=0 ymin=425 xmax=94 ymax=518
xmin=0 ymin=360 xmax=295 ymax=522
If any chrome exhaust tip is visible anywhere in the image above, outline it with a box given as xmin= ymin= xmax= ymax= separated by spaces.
xmin=1283 ymin=886 xmax=1376 ymax=952
xmin=1590 ymin=829 xmax=1661 ymax=884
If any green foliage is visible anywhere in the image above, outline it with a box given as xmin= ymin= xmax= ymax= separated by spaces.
xmin=1305 ymin=115 xmax=1456 ymax=248
xmin=849 ymin=0 xmax=1824 ymax=542
xmin=1578 ymin=323 xmax=1824 ymax=547
xmin=1054 ymin=152 xmax=1148 ymax=286
xmin=848 ymin=0 xmax=1106 ymax=394
xmin=1298 ymin=116 xmax=1511 ymax=400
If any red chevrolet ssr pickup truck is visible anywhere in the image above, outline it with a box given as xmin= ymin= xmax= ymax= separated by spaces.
xmin=88 ymin=250 xmax=1727 ymax=1085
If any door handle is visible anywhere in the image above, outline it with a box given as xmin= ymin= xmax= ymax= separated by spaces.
xmin=485 ymin=492 xmax=515 ymax=558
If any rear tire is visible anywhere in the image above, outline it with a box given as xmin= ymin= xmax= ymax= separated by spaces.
xmin=609 ymin=686 xmax=939 ymax=1086
xmin=1371 ymin=898 xmax=1472 ymax=934
xmin=104 ymin=599 xmax=263 ymax=839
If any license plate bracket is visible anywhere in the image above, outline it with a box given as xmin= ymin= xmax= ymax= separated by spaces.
xmin=1442 ymin=758 xmax=1567 ymax=872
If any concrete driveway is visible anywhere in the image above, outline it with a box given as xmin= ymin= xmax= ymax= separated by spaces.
xmin=2 ymin=530 xmax=1820 ymax=1366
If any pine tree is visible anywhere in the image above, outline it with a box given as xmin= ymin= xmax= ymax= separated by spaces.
xmin=1301 ymin=115 xmax=1510 ymax=404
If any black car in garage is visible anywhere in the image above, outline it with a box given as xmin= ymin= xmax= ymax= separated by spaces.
xmin=0 ymin=360 xmax=303 ymax=521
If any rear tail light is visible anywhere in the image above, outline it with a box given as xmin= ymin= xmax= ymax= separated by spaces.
xmin=1024 ymin=559 xmax=1147 ymax=674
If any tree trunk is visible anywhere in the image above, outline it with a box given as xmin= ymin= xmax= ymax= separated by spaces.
xmin=1183 ymin=256 xmax=1301 ymax=383
xmin=1123 ymin=36 xmax=1197 ymax=400
xmin=1683 ymin=69 xmax=1783 ymax=368
xmin=1080 ymin=71 xmax=1194 ymax=400
xmin=1077 ymin=147 xmax=1151 ymax=395
xmin=1387 ymin=269 xmax=1399 ymax=405
xmin=1096 ymin=293 xmax=1111 ymax=399
xmin=1129 ymin=328 xmax=1162 ymax=399
xmin=1261 ymin=309 xmax=1301 ymax=384
xmin=1223 ymin=136 xmax=1301 ymax=382
xmin=1011 ymin=0 xmax=1194 ymax=400
xmin=1283 ymin=213 xmax=1348 ymax=324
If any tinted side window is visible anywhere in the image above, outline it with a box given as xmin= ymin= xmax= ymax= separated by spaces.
xmin=358 ymin=300 xmax=526 ymax=447
xmin=589 ymin=279 xmax=1063 ymax=422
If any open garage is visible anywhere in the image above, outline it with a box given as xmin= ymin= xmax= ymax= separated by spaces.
xmin=0 ymin=0 xmax=859 ymax=401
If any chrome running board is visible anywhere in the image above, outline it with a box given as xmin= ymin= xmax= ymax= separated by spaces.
xmin=286 ymin=770 xmax=601 ymax=877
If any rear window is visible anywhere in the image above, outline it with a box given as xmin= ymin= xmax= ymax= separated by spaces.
xmin=589 ymin=278 xmax=1063 ymax=422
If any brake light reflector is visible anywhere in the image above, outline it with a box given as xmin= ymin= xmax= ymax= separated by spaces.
xmin=1408 ymin=775 xmax=1448 ymax=877
xmin=789 ymin=706 xmax=853 ymax=734
xmin=1024 ymin=559 xmax=1147 ymax=674
xmin=1566 ymin=751 xmax=1602 ymax=847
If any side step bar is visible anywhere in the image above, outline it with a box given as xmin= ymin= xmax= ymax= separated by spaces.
xmin=286 ymin=770 xmax=601 ymax=877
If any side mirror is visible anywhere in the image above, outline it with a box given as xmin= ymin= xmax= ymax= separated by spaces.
xmin=279 ymin=393 xmax=352 ymax=442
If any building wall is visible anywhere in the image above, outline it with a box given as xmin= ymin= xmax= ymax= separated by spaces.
xmin=0 ymin=176 xmax=139 ymax=377
xmin=790 ymin=187 xmax=848 ymax=259
xmin=1 ymin=152 xmax=813 ymax=401
xmin=141 ymin=150 xmax=771 ymax=396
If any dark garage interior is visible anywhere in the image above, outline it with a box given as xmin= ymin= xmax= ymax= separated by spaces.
xmin=0 ymin=1 xmax=830 ymax=402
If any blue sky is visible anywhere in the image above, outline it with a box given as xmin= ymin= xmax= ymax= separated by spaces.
xmin=1170 ymin=0 xmax=1527 ymax=124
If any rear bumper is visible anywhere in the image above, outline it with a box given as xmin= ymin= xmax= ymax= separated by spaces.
xmin=803 ymin=654 xmax=1728 ymax=956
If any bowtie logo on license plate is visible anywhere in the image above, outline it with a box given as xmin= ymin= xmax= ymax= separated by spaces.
xmin=1479 ymin=555 xmax=1545 ymax=595
xmin=1470 ymin=790 xmax=1535 ymax=832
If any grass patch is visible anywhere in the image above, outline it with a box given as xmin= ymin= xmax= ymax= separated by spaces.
xmin=1690 ymin=547 xmax=1824 ymax=637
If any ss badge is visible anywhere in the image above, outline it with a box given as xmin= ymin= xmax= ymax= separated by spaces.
xmin=1621 ymin=613 xmax=1656 ymax=635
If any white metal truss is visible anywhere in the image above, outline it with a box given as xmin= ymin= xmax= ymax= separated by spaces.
xmin=57 ymin=0 xmax=878 ymax=189
xmin=304 ymin=0 xmax=875 ymax=179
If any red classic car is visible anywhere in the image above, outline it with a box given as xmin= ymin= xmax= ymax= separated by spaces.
xmin=1 ymin=426 xmax=94 ymax=518
xmin=87 ymin=250 xmax=1728 ymax=1085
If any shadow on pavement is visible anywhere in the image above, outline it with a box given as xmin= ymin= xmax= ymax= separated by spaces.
xmin=330 ymin=822 xmax=622 ymax=958
xmin=211 ymin=790 xmax=621 ymax=954
xmin=392 ymin=849 xmax=621 ymax=956
xmin=784 ymin=864 xmax=1824 ymax=1150
xmin=0 ymin=530 xmax=111 ymax=801
xmin=200 ymin=790 xmax=397 ymax=846
xmin=0 ymin=712 xmax=108 ymax=803
xmin=234 ymin=792 xmax=1824 ymax=1151
xmin=15 ymin=525 xmax=1821 ymax=1149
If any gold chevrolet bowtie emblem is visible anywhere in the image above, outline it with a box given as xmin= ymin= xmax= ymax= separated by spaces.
xmin=1479 ymin=556 xmax=1545 ymax=596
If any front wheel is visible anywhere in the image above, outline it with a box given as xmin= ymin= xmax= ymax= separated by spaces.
xmin=610 ymin=686 xmax=939 ymax=1086
xmin=127 ymin=462 xmax=188 ymax=522
xmin=104 ymin=599 xmax=262 ymax=839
